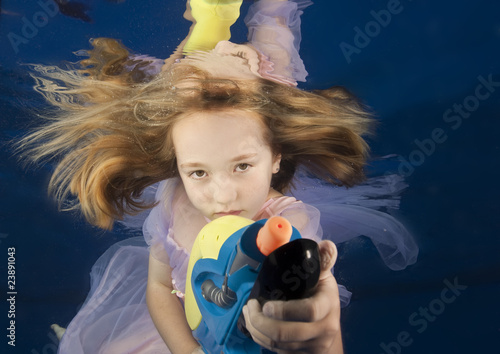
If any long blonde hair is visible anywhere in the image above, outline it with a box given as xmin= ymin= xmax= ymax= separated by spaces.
xmin=17 ymin=38 xmax=373 ymax=229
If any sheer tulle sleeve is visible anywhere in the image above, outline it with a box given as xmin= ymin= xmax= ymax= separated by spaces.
xmin=290 ymin=170 xmax=419 ymax=271
xmin=270 ymin=169 xmax=419 ymax=306
xmin=142 ymin=178 xmax=207 ymax=294
xmin=142 ymin=179 xmax=178 ymax=265
xmin=245 ymin=0 xmax=312 ymax=85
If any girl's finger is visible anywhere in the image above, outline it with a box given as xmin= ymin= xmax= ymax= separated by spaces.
xmin=245 ymin=299 xmax=323 ymax=343
xmin=243 ymin=300 xmax=335 ymax=352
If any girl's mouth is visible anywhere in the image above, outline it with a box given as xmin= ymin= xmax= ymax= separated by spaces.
xmin=215 ymin=210 xmax=242 ymax=217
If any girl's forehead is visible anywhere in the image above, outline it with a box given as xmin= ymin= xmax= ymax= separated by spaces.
xmin=175 ymin=109 xmax=266 ymax=133
xmin=172 ymin=109 xmax=270 ymax=156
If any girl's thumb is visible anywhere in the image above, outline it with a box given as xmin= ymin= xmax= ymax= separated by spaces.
xmin=318 ymin=240 xmax=338 ymax=273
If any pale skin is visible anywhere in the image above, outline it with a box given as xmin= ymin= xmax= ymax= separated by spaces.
xmin=146 ymin=109 xmax=344 ymax=353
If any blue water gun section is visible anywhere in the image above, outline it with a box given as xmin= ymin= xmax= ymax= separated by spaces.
xmin=190 ymin=218 xmax=319 ymax=353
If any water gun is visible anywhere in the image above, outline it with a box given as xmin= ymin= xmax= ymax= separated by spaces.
xmin=184 ymin=215 xmax=320 ymax=353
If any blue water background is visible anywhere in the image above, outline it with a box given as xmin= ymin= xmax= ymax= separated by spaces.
xmin=1 ymin=0 xmax=499 ymax=353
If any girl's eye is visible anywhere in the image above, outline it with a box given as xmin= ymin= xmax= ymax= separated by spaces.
xmin=235 ymin=163 xmax=250 ymax=172
xmin=190 ymin=170 xmax=207 ymax=179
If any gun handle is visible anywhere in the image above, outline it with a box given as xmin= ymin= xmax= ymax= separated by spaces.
xmin=237 ymin=239 xmax=320 ymax=337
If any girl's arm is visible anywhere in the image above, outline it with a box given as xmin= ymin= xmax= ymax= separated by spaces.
xmin=247 ymin=0 xmax=293 ymax=78
xmin=243 ymin=240 xmax=344 ymax=353
xmin=146 ymin=253 xmax=201 ymax=354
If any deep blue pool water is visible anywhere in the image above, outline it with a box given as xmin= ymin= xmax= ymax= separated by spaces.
xmin=1 ymin=0 xmax=499 ymax=353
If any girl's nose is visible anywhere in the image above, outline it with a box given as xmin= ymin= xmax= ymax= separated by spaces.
xmin=211 ymin=175 xmax=237 ymax=206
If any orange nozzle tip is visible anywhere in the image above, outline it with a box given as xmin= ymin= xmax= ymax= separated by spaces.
xmin=256 ymin=216 xmax=292 ymax=256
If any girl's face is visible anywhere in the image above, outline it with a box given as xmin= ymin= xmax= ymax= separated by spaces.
xmin=172 ymin=109 xmax=281 ymax=221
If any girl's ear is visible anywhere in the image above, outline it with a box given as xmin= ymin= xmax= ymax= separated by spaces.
xmin=272 ymin=153 xmax=282 ymax=174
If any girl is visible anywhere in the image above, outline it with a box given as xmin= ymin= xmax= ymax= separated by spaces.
xmin=19 ymin=0 xmax=418 ymax=352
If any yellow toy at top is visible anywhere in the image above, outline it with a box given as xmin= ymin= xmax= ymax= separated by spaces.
xmin=184 ymin=0 xmax=244 ymax=53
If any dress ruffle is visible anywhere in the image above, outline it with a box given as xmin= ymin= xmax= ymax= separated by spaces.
xmin=58 ymin=238 xmax=169 ymax=353
xmin=289 ymin=170 xmax=418 ymax=270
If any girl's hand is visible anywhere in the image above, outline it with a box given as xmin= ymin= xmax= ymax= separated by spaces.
xmin=243 ymin=240 xmax=343 ymax=353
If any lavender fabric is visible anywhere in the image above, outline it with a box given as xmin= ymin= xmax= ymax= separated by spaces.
xmin=245 ymin=0 xmax=312 ymax=84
